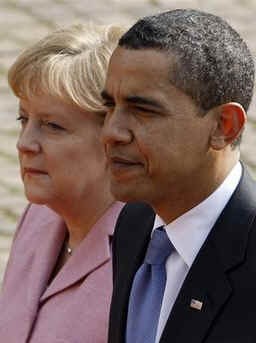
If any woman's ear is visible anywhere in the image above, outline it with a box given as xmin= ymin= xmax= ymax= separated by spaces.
xmin=210 ymin=102 xmax=246 ymax=150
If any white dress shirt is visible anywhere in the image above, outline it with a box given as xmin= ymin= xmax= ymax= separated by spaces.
xmin=154 ymin=162 xmax=242 ymax=343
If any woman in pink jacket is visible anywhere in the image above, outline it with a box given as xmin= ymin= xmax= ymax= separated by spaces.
xmin=0 ymin=23 xmax=125 ymax=343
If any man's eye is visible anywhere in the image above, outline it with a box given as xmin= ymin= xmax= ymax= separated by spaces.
xmin=135 ymin=106 xmax=152 ymax=113
xmin=133 ymin=106 xmax=157 ymax=117
xmin=103 ymin=101 xmax=115 ymax=108
xmin=16 ymin=115 xmax=28 ymax=126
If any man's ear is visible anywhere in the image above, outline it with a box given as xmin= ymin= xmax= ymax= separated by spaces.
xmin=210 ymin=102 xmax=246 ymax=150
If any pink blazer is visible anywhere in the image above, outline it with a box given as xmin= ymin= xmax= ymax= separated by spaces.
xmin=0 ymin=201 xmax=124 ymax=343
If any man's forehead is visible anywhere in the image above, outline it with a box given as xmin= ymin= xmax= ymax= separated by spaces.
xmin=109 ymin=46 xmax=170 ymax=72
xmin=106 ymin=47 xmax=172 ymax=94
xmin=104 ymin=48 xmax=193 ymax=114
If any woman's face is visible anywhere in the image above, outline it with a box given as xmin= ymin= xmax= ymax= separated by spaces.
xmin=17 ymin=94 xmax=108 ymax=211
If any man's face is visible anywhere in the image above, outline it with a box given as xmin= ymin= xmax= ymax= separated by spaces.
xmin=102 ymin=47 xmax=216 ymax=209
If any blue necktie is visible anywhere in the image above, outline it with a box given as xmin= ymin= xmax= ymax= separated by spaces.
xmin=126 ymin=227 xmax=174 ymax=343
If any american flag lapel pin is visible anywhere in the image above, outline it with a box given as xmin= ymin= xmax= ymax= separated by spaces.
xmin=190 ymin=298 xmax=203 ymax=311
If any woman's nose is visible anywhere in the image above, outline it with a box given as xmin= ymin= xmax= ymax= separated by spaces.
xmin=16 ymin=123 xmax=41 ymax=154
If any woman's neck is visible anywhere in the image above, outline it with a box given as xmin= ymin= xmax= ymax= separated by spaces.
xmin=48 ymin=191 xmax=114 ymax=250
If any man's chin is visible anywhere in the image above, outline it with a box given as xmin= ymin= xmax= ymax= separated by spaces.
xmin=110 ymin=182 xmax=144 ymax=203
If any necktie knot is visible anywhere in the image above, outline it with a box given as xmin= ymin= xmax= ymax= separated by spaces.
xmin=145 ymin=226 xmax=174 ymax=265
xmin=126 ymin=226 xmax=174 ymax=343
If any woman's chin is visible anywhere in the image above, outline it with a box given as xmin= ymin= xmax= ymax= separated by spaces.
xmin=24 ymin=190 xmax=50 ymax=205
xmin=23 ymin=178 xmax=53 ymax=203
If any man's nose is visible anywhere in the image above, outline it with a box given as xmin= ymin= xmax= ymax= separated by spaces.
xmin=102 ymin=110 xmax=133 ymax=146
xmin=16 ymin=123 xmax=41 ymax=154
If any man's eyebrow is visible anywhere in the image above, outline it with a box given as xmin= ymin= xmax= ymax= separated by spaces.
xmin=125 ymin=95 xmax=165 ymax=110
xmin=101 ymin=91 xmax=165 ymax=111
xmin=101 ymin=90 xmax=114 ymax=101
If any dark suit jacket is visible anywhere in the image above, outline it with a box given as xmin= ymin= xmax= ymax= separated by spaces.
xmin=108 ymin=168 xmax=256 ymax=343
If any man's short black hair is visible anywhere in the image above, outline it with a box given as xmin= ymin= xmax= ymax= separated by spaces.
xmin=119 ymin=9 xmax=255 ymax=115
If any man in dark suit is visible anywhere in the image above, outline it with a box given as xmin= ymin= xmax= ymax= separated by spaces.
xmin=101 ymin=9 xmax=256 ymax=343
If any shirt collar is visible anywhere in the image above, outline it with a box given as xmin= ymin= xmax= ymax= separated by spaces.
xmin=153 ymin=162 xmax=242 ymax=267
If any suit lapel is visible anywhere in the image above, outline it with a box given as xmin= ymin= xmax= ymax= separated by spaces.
xmin=110 ymin=202 xmax=155 ymax=343
xmin=160 ymin=168 xmax=256 ymax=343
xmin=160 ymin=241 xmax=231 ymax=343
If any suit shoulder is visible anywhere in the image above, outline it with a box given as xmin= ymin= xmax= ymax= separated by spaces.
xmin=116 ymin=202 xmax=154 ymax=227
xmin=119 ymin=201 xmax=154 ymax=218
xmin=113 ymin=202 xmax=155 ymax=243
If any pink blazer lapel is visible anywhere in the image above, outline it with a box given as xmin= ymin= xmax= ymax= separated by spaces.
xmin=41 ymin=201 xmax=124 ymax=302
xmin=0 ymin=204 xmax=66 ymax=342
xmin=15 ymin=204 xmax=66 ymax=312
xmin=25 ymin=211 xmax=66 ymax=311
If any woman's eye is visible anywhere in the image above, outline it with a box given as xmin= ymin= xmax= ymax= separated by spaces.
xmin=16 ymin=115 xmax=28 ymax=126
xmin=43 ymin=121 xmax=65 ymax=131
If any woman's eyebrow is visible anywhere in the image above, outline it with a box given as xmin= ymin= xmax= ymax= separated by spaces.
xmin=18 ymin=106 xmax=27 ymax=113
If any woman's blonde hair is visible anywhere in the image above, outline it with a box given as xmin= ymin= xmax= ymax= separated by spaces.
xmin=8 ymin=23 xmax=126 ymax=112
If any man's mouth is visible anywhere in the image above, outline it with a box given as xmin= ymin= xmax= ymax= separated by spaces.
xmin=111 ymin=156 xmax=140 ymax=166
xmin=108 ymin=156 xmax=144 ymax=175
